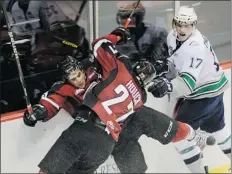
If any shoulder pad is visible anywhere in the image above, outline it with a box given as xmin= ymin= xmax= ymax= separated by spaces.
xmin=49 ymin=81 xmax=65 ymax=93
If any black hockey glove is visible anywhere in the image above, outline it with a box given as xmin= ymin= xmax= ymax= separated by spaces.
xmin=147 ymin=77 xmax=173 ymax=98
xmin=153 ymin=59 xmax=169 ymax=77
xmin=111 ymin=27 xmax=131 ymax=44
xmin=23 ymin=104 xmax=47 ymax=127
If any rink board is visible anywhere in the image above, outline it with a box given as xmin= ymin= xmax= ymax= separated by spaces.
xmin=1 ymin=68 xmax=231 ymax=173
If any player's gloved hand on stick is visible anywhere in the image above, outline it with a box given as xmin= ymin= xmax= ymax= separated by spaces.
xmin=111 ymin=27 xmax=131 ymax=44
xmin=23 ymin=104 xmax=47 ymax=127
xmin=147 ymin=76 xmax=173 ymax=98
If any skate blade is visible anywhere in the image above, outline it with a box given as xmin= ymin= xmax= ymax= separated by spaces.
xmin=208 ymin=163 xmax=231 ymax=173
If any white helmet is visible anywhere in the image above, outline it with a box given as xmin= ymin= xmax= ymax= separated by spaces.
xmin=173 ymin=6 xmax=197 ymax=25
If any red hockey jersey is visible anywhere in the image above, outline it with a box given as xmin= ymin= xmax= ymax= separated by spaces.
xmin=83 ymin=34 xmax=145 ymax=141
xmin=40 ymin=67 xmax=99 ymax=120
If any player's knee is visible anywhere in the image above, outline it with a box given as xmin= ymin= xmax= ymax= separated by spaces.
xmin=172 ymin=121 xmax=191 ymax=143
xmin=158 ymin=119 xmax=179 ymax=145
xmin=212 ymin=125 xmax=231 ymax=157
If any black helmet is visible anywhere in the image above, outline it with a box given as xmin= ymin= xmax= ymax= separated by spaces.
xmin=133 ymin=60 xmax=156 ymax=86
xmin=116 ymin=2 xmax=145 ymax=27
xmin=57 ymin=55 xmax=83 ymax=81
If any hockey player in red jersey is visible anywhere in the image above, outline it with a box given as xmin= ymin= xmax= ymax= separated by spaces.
xmin=23 ymin=55 xmax=99 ymax=126
xmin=24 ymin=55 xmax=117 ymax=173
xmin=23 ymin=27 xmax=215 ymax=173
xmin=84 ymin=27 xmax=215 ymax=173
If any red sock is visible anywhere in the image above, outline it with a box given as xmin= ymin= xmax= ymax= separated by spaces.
xmin=172 ymin=121 xmax=190 ymax=142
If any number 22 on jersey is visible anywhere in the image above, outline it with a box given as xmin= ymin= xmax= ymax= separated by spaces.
xmin=102 ymin=84 xmax=134 ymax=124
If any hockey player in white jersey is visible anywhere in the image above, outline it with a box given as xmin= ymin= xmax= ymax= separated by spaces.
xmin=147 ymin=6 xmax=231 ymax=173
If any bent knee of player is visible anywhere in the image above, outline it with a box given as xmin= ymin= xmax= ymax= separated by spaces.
xmin=158 ymin=119 xmax=179 ymax=145
xmin=172 ymin=121 xmax=191 ymax=142
xmin=212 ymin=125 xmax=231 ymax=157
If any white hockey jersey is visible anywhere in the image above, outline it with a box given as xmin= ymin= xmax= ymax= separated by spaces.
xmin=167 ymin=29 xmax=229 ymax=99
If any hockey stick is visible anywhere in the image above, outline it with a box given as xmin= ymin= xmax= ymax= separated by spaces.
xmin=124 ymin=0 xmax=141 ymax=29
xmin=51 ymin=0 xmax=91 ymax=55
xmin=116 ymin=0 xmax=141 ymax=42
xmin=52 ymin=35 xmax=93 ymax=55
xmin=1 ymin=4 xmax=36 ymax=119
xmin=75 ymin=0 xmax=88 ymax=23
xmin=115 ymin=0 xmax=142 ymax=42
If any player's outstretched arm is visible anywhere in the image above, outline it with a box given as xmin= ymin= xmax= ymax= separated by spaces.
xmin=23 ymin=82 xmax=77 ymax=127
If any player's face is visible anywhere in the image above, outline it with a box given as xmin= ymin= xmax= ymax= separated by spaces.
xmin=175 ymin=23 xmax=194 ymax=41
xmin=68 ymin=69 xmax=86 ymax=89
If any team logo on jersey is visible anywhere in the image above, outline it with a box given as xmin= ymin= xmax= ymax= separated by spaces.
xmin=189 ymin=41 xmax=199 ymax=46
xmin=168 ymin=46 xmax=173 ymax=55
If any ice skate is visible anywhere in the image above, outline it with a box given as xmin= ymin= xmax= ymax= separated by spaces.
xmin=189 ymin=129 xmax=216 ymax=150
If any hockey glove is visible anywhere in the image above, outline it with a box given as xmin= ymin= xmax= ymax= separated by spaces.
xmin=23 ymin=104 xmax=47 ymax=127
xmin=111 ymin=27 xmax=131 ymax=44
xmin=147 ymin=77 xmax=173 ymax=98
xmin=153 ymin=59 xmax=169 ymax=77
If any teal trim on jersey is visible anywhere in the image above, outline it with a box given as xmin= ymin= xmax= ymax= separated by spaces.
xmin=188 ymin=74 xmax=228 ymax=98
xmin=180 ymin=72 xmax=196 ymax=91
